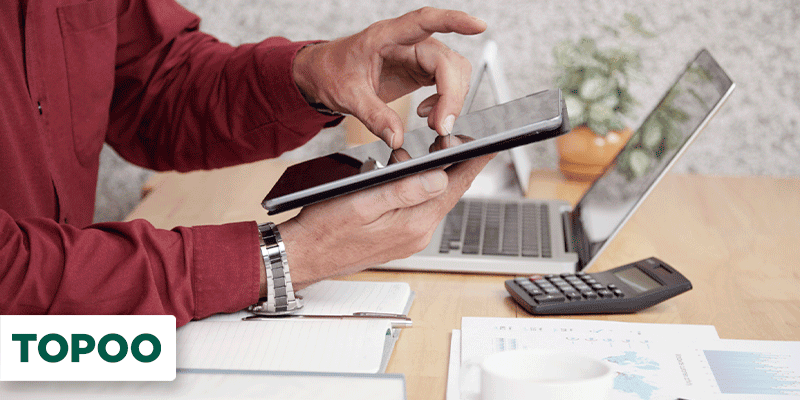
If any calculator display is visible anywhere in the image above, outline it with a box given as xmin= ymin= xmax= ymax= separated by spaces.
xmin=614 ymin=267 xmax=662 ymax=293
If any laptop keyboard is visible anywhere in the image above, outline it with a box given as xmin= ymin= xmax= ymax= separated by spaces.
xmin=439 ymin=199 xmax=552 ymax=258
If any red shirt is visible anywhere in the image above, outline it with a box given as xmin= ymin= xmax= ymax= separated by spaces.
xmin=0 ymin=0 xmax=339 ymax=326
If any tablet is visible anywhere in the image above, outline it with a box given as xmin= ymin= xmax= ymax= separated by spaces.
xmin=262 ymin=89 xmax=569 ymax=215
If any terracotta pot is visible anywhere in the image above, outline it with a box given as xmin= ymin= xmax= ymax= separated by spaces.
xmin=556 ymin=125 xmax=633 ymax=182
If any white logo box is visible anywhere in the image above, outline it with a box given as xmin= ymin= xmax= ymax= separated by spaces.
xmin=0 ymin=315 xmax=175 ymax=381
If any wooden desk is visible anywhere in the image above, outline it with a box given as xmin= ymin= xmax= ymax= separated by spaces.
xmin=127 ymin=160 xmax=800 ymax=400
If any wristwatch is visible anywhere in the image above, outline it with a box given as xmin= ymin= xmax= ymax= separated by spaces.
xmin=248 ymin=222 xmax=303 ymax=315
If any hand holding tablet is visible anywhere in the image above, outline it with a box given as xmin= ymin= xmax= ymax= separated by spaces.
xmin=263 ymin=89 xmax=570 ymax=215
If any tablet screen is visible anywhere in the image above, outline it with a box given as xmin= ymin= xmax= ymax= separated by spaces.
xmin=264 ymin=90 xmax=564 ymax=212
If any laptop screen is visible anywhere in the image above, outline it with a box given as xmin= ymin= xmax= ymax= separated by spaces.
xmin=570 ymin=49 xmax=734 ymax=270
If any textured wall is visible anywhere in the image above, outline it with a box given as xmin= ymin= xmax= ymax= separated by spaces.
xmin=96 ymin=0 xmax=800 ymax=221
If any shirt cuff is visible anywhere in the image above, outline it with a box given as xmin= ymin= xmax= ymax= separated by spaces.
xmin=254 ymin=38 xmax=343 ymax=134
xmin=190 ymin=221 xmax=261 ymax=319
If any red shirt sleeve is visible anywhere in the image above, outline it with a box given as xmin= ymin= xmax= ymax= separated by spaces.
xmin=0 ymin=210 xmax=261 ymax=327
xmin=0 ymin=0 xmax=339 ymax=327
xmin=106 ymin=0 xmax=341 ymax=171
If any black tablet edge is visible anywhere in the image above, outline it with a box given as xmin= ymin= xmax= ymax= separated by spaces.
xmin=263 ymin=102 xmax=570 ymax=215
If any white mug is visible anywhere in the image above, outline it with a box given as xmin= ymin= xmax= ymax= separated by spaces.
xmin=461 ymin=349 xmax=615 ymax=400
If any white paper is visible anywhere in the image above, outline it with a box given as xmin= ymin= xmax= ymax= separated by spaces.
xmin=1 ymin=370 xmax=406 ymax=400
xmin=446 ymin=330 xmax=462 ymax=400
xmin=453 ymin=317 xmax=722 ymax=400
xmin=460 ymin=317 xmax=720 ymax=364
xmin=177 ymin=319 xmax=392 ymax=373
xmin=677 ymin=339 xmax=800 ymax=399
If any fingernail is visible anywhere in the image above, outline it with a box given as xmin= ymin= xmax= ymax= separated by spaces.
xmin=418 ymin=105 xmax=433 ymax=116
xmin=383 ymin=128 xmax=396 ymax=148
xmin=420 ymin=171 xmax=447 ymax=193
xmin=443 ymin=115 xmax=455 ymax=135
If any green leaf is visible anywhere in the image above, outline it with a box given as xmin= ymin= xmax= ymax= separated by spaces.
xmin=641 ymin=120 xmax=663 ymax=150
xmin=580 ymin=76 xmax=610 ymax=101
xmin=598 ymin=94 xmax=619 ymax=109
xmin=553 ymin=41 xmax=579 ymax=67
xmin=589 ymin=101 xmax=614 ymax=123
xmin=564 ymin=95 xmax=587 ymax=126
xmin=628 ymin=149 xmax=652 ymax=178
xmin=587 ymin=119 xmax=609 ymax=136
xmin=623 ymin=12 xmax=656 ymax=38
xmin=608 ymin=115 xmax=625 ymax=132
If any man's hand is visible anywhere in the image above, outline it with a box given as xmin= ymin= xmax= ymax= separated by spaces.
xmin=279 ymin=144 xmax=493 ymax=289
xmin=292 ymin=7 xmax=487 ymax=148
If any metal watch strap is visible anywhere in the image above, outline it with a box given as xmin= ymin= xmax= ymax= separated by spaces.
xmin=248 ymin=222 xmax=302 ymax=315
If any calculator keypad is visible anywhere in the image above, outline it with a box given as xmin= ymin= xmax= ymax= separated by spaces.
xmin=513 ymin=273 xmax=625 ymax=304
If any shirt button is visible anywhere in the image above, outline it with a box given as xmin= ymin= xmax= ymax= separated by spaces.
xmin=37 ymin=101 xmax=43 ymax=115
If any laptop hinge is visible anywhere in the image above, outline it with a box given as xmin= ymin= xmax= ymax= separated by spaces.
xmin=561 ymin=211 xmax=574 ymax=254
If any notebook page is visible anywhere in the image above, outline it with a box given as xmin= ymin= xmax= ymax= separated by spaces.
xmin=203 ymin=280 xmax=412 ymax=322
xmin=177 ymin=319 xmax=392 ymax=373
xmin=2 ymin=371 xmax=407 ymax=400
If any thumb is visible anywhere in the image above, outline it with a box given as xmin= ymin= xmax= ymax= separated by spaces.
xmin=352 ymin=169 xmax=448 ymax=218
xmin=349 ymin=90 xmax=406 ymax=149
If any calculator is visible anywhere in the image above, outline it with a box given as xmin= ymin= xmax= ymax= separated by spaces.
xmin=505 ymin=257 xmax=692 ymax=315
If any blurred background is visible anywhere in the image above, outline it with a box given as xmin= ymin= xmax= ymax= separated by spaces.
xmin=94 ymin=0 xmax=800 ymax=222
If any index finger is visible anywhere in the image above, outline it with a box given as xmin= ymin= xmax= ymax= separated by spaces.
xmin=385 ymin=7 xmax=487 ymax=45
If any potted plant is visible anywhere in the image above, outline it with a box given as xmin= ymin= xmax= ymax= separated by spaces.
xmin=553 ymin=14 xmax=653 ymax=181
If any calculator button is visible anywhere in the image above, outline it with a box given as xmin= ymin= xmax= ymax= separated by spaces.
xmin=575 ymin=271 xmax=587 ymax=277
xmin=533 ymin=293 xmax=566 ymax=304
xmin=612 ymin=289 xmax=624 ymax=297
xmin=591 ymin=283 xmax=604 ymax=290
xmin=607 ymin=284 xmax=618 ymax=290
xmin=543 ymin=287 xmax=561 ymax=294
xmin=560 ymin=273 xmax=575 ymax=278
xmin=553 ymin=284 xmax=570 ymax=290
xmin=597 ymin=289 xmax=614 ymax=298
xmin=583 ymin=278 xmax=598 ymax=284
xmin=549 ymin=277 xmax=567 ymax=285
xmin=564 ymin=291 xmax=581 ymax=300
xmin=573 ymin=283 xmax=591 ymax=291
xmin=527 ymin=288 xmax=544 ymax=297
xmin=545 ymin=274 xmax=558 ymax=279
xmin=514 ymin=277 xmax=530 ymax=284
xmin=582 ymin=291 xmax=598 ymax=299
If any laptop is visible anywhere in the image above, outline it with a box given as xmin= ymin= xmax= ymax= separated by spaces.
xmin=381 ymin=49 xmax=735 ymax=274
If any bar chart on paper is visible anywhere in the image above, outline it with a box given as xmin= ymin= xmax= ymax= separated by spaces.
xmin=703 ymin=350 xmax=800 ymax=396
